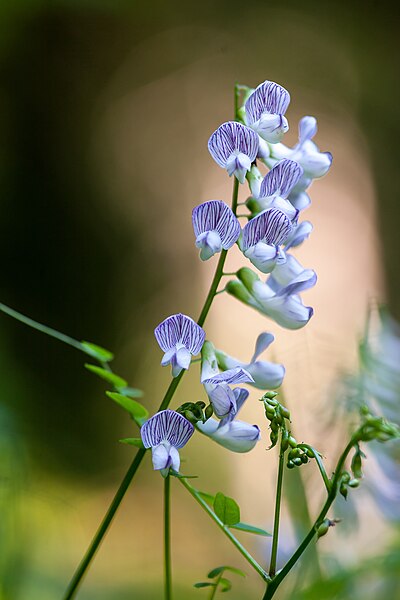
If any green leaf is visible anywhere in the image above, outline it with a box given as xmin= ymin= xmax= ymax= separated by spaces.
xmin=213 ymin=493 xmax=240 ymax=526
xmin=119 ymin=438 xmax=145 ymax=448
xmin=121 ymin=387 xmax=144 ymax=398
xmin=198 ymin=491 xmax=215 ymax=504
xmin=85 ymin=364 xmax=127 ymax=388
xmin=230 ymin=522 xmax=272 ymax=537
xmin=193 ymin=582 xmax=215 ymax=588
xmin=81 ymin=341 xmax=114 ymax=362
xmin=106 ymin=392 xmax=148 ymax=425
xmin=219 ymin=577 xmax=232 ymax=592
xmin=208 ymin=566 xmax=245 ymax=579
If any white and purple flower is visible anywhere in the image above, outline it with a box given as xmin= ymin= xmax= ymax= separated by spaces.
xmin=208 ymin=121 xmax=259 ymax=183
xmin=155 ymin=313 xmax=205 ymax=377
xmin=192 ymin=200 xmax=241 ymax=261
xmin=227 ymin=256 xmax=316 ymax=330
xmin=241 ymin=208 xmax=294 ymax=273
xmin=141 ymin=409 xmax=194 ymax=476
xmin=249 ymin=159 xmax=303 ymax=220
xmin=245 ymin=80 xmax=290 ymax=144
xmin=202 ymin=367 xmax=254 ymax=419
xmin=215 ymin=332 xmax=285 ymax=390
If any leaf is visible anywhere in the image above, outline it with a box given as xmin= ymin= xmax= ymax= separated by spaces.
xmin=121 ymin=387 xmax=144 ymax=398
xmin=119 ymin=438 xmax=144 ymax=448
xmin=230 ymin=522 xmax=271 ymax=537
xmin=81 ymin=341 xmax=114 ymax=362
xmin=106 ymin=392 xmax=148 ymax=425
xmin=85 ymin=364 xmax=127 ymax=388
xmin=219 ymin=577 xmax=232 ymax=592
xmin=208 ymin=566 xmax=246 ymax=579
xmin=213 ymin=493 xmax=240 ymax=526
xmin=198 ymin=491 xmax=215 ymax=504
xmin=193 ymin=582 xmax=215 ymax=589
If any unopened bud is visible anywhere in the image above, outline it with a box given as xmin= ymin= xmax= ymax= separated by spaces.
xmin=293 ymin=457 xmax=303 ymax=467
xmin=317 ymin=519 xmax=330 ymax=539
xmin=340 ymin=483 xmax=348 ymax=500
xmin=281 ymin=406 xmax=290 ymax=420
xmin=287 ymin=460 xmax=295 ymax=469
xmin=348 ymin=478 xmax=360 ymax=488
xmin=288 ymin=436 xmax=297 ymax=448
xmin=204 ymin=404 xmax=214 ymax=420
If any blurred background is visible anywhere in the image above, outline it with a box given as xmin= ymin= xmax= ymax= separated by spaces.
xmin=0 ymin=0 xmax=399 ymax=598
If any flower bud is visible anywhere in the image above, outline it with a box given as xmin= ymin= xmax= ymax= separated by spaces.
xmin=339 ymin=483 xmax=348 ymax=500
xmin=287 ymin=460 xmax=295 ymax=469
xmin=293 ymin=457 xmax=303 ymax=467
xmin=226 ymin=280 xmax=254 ymax=304
xmin=205 ymin=404 xmax=214 ymax=420
xmin=348 ymin=478 xmax=360 ymax=488
xmin=351 ymin=449 xmax=363 ymax=479
xmin=317 ymin=519 xmax=330 ymax=539
xmin=288 ymin=436 xmax=297 ymax=448
xmin=237 ymin=267 xmax=260 ymax=292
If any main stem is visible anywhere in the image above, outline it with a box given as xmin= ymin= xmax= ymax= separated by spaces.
xmin=62 ymin=172 xmax=240 ymax=598
xmin=262 ymin=438 xmax=355 ymax=600
xmin=269 ymin=433 xmax=285 ymax=578
xmin=164 ymin=475 xmax=172 ymax=600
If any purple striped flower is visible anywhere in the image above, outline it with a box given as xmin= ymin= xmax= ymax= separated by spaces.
xmin=242 ymin=208 xmax=294 ymax=273
xmin=141 ymin=409 xmax=194 ymax=475
xmin=245 ymin=80 xmax=290 ymax=144
xmin=208 ymin=121 xmax=259 ymax=183
xmin=251 ymin=159 xmax=303 ymax=220
xmin=192 ymin=200 xmax=241 ymax=261
xmin=202 ymin=367 xmax=254 ymax=419
xmin=155 ymin=313 xmax=205 ymax=377
xmin=229 ymin=257 xmax=316 ymax=329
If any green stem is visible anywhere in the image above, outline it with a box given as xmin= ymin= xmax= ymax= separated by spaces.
xmin=164 ymin=475 xmax=172 ymax=600
xmin=177 ymin=475 xmax=270 ymax=583
xmin=61 ymin=169 xmax=240 ymax=597
xmin=209 ymin=571 xmax=223 ymax=600
xmin=298 ymin=444 xmax=331 ymax=494
xmin=0 ymin=302 xmax=85 ymax=353
xmin=63 ymin=447 xmax=146 ymax=600
xmin=269 ymin=433 xmax=285 ymax=578
xmin=262 ymin=438 xmax=355 ymax=600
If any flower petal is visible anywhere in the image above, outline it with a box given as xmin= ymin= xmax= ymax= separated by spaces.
xmin=141 ymin=409 xmax=194 ymax=449
xmin=192 ymin=200 xmax=241 ymax=251
xmin=198 ymin=419 xmax=261 ymax=453
xmin=259 ymin=159 xmax=304 ymax=199
xmin=251 ymin=332 xmax=275 ymax=362
xmin=245 ymin=361 xmax=285 ymax=390
xmin=245 ymin=80 xmax=290 ymax=126
xmin=155 ymin=313 xmax=205 ymax=355
xmin=242 ymin=209 xmax=293 ymax=250
xmin=284 ymin=221 xmax=313 ymax=250
xmin=208 ymin=121 xmax=258 ymax=169
xmin=298 ymin=116 xmax=317 ymax=144
xmin=152 ymin=443 xmax=171 ymax=470
xmin=243 ymin=242 xmax=281 ymax=274
xmin=202 ymin=367 xmax=254 ymax=385
xmin=209 ymin=383 xmax=237 ymax=418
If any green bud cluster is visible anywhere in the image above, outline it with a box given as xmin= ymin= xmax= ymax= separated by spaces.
xmin=286 ymin=442 xmax=314 ymax=469
xmin=177 ymin=401 xmax=213 ymax=425
xmin=339 ymin=470 xmax=360 ymax=499
xmin=357 ymin=406 xmax=400 ymax=443
xmin=260 ymin=392 xmax=291 ymax=448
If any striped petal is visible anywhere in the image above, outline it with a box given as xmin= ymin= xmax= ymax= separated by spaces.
xmin=259 ymin=159 xmax=304 ymax=199
xmin=141 ymin=409 xmax=194 ymax=449
xmin=192 ymin=201 xmax=241 ymax=259
xmin=208 ymin=122 xmax=259 ymax=182
xmin=242 ymin=209 xmax=293 ymax=250
xmin=209 ymin=383 xmax=237 ymax=418
xmin=155 ymin=313 xmax=205 ymax=355
xmin=202 ymin=367 xmax=254 ymax=385
xmin=245 ymin=81 xmax=290 ymax=125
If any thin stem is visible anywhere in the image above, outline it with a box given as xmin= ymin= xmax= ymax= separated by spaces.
xmin=61 ymin=167 xmax=241 ymax=598
xmin=177 ymin=475 xmax=270 ymax=583
xmin=269 ymin=433 xmax=285 ymax=578
xmin=262 ymin=438 xmax=355 ymax=600
xmin=63 ymin=447 xmax=146 ymax=600
xmin=164 ymin=475 xmax=172 ymax=600
xmin=298 ymin=444 xmax=331 ymax=494
xmin=0 ymin=302 xmax=85 ymax=353
xmin=209 ymin=572 xmax=223 ymax=599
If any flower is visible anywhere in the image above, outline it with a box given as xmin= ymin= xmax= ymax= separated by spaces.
xmin=196 ymin=400 xmax=260 ymax=453
xmin=241 ymin=208 xmax=294 ymax=273
xmin=208 ymin=121 xmax=259 ymax=183
xmin=202 ymin=367 xmax=254 ymax=419
xmin=141 ymin=409 xmax=194 ymax=476
xmin=215 ymin=332 xmax=285 ymax=390
xmin=192 ymin=200 xmax=241 ymax=261
xmin=248 ymin=159 xmax=303 ymax=220
xmin=245 ymin=80 xmax=290 ymax=144
xmin=227 ymin=256 xmax=316 ymax=329
xmin=154 ymin=313 xmax=205 ymax=377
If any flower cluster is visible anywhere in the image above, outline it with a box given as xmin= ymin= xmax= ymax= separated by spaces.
xmin=140 ymin=79 xmax=331 ymax=476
